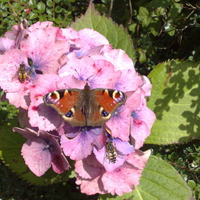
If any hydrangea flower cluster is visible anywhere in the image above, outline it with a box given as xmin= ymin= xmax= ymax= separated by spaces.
xmin=0 ymin=20 xmax=156 ymax=196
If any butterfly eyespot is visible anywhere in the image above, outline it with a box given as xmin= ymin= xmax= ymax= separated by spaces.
xmin=65 ymin=110 xmax=74 ymax=118
xmin=101 ymin=110 xmax=109 ymax=117
xmin=113 ymin=91 xmax=126 ymax=102
xmin=45 ymin=92 xmax=60 ymax=104
xmin=65 ymin=108 xmax=75 ymax=118
xmin=99 ymin=107 xmax=111 ymax=119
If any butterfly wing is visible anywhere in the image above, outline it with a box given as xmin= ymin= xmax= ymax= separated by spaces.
xmin=44 ymin=89 xmax=79 ymax=114
xmin=44 ymin=89 xmax=86 ymax=126
xmin=86 ymin=89 xmax=127 ymax=126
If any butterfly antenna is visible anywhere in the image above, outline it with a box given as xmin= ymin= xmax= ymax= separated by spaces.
xmin=86 ymin=68 xmax=102 ymax=83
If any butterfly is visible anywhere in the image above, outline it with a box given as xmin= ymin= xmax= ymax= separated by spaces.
xmin=43 ymin=83 xmax=127 ymax=127
xmin=18 ymin=63 xmax=28 ymax=83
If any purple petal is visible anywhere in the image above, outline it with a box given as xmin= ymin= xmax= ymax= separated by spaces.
xmin=93 ymin=147 xmax=125 ymax=172
xmin=61 ymin=130 xmax=95 ymax=160
xmin=115 ymin=139 xmax=134 ymax=155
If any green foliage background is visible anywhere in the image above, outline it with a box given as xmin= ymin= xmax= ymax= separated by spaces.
xmin=0 ymin=0 xmax=199 ymax=199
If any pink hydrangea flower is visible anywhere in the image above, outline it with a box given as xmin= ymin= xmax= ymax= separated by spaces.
xmin=75 ymin=149 xmax=151 ymax=195
xmin=0 ymin=20 xmax=156 ymax=196
xmin=13 ymin=127 xmax=70 ymax=176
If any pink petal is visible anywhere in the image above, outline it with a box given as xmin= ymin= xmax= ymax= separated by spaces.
xmin=133 ymin=99 xmax=156 ymax=130
xmin=115 ymin=69 xmax=143 ymax=92
xmin=14 ymin=128 xmax=70 ymax=175
xmin=13 ymin=127 xmax=39 ymax=139
xmin=0 ymin=37 xmax=14 ymax=53
xmin=21 ymin=138 xmax=51 ymax=177
xmin=17 ymin=108 xmax=32 ymax=128
xmin=76 ymin=176 xmax=105 ymax=195
xmin=90 ymin=59 xmax=121 ymax=89
xmin=75 ymin=156 xmax=106 ymax=195
xmin=103 ymin=49 xmax=135 ymax=71
xmin=61 ymin=28 xmax=79 ymax=40
xmin=125 ymin=89 xmax=143 ymax=110
xmin=6 ymin=89 xmax=30 ymax=109
xmin=131 ymin=119 xmax=150 ymax=149
xmin=51 ymin=152 xmax=70 ymax=174
xmin=0 ymin=49 xmax=29 ymax=92
xmin=20 ymin=27 xmax=70 ymax=74
xmin=28 ymin=74 xmax=63 ymax=131
xmin=78 ymin=28 xmax=109 ymax=47
xmin=126 ymin=149 xmax=151 ymax=169
xmin=141 ymin=76 xmax=152 ymax=97
xmin=58 ymin=52 xmax=96 ymax=78
xmin=102 ymin=162 xmax=140 ymax=196
xmin=4 ymin=20 xmax=29 ymax=48
xmin=75 ymin=44 xmax=112 ymax=58
xmin=75 ymin=155 xmax=104 ymax=179
xmin=28 ymin=21 xmax=54 ymax=31
xmin=56 ymin=75 xmax=86 ymax=89
xmin=106 ymin=107 xmax=131 ymax=141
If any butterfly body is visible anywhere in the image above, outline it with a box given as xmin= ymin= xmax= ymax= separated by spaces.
xmin=43 ymin=83 xmax=126 ymax=127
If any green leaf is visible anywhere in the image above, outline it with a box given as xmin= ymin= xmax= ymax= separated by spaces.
xmin=37 ymin=2 xmax=46 ymax=13
xmin=0 ymin=125 xmax=72 ymax=185
xmin=138 ymin=49 xmax=146 ymax=63
xmin=167 ymin=26 xmax=176 ymax=36
xmin=148 ymin=0 xmax=174 ymax=8
xmin=146 ymin=60 xmax=200 ymax=144
xmin=168 ymin=3 xmax=183 ymax=20
xmin=46 ymin=8 xmax=53 ymax=15
xmin=148 ymin=17 xmax=160 ymax=36
xmin=55 ymin=14 xmax=64 ymax=24
xmin=47 ymin=0 xmax=53 ymax=7
xmin=29 ymin=0 xmax=37 ymax=6
xmin=188 ymin=180 xmax=196 ymax=189
xmin=29 ymin=12 xmax=38 ymax=19
xmin=128 ymin=23 xmax=137 ymax=33
xmin=99 ymin=156 xmax=193 ymax=200
xmin=70 ymin=3 xmax=136 ymax=62
xmin=136 ymin=7 xmax=151 ymax=27
xmin=155 ymin=7 xmax=166 ymax=16
xmin=55 ymin=6 xmax=62 ymax=13
xmin=137 ymin=7 xmax=149 ymax=21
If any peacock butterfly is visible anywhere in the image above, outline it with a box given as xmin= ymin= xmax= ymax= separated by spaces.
xmin=43 ymin=83 xmax=127 ymax=127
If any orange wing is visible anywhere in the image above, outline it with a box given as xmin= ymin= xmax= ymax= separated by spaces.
xmin=94 ymin=89 xmax=126 ymax=113
xmin=86 ymin=89 xmax=127 ymax=127
xmin=44 ymin=89 xmax=87 ymax=127
xmin=44 ymin=89 xmax=80 ymax=114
